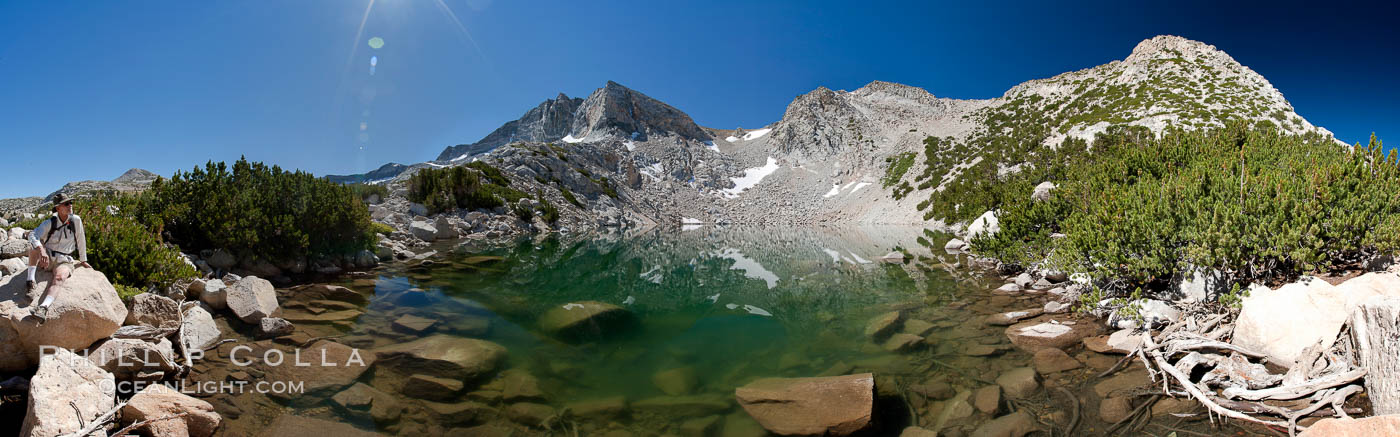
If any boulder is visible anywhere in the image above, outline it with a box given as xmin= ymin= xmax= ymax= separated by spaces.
xmin=0 ymin=239 xmax=30 ymax=259
xmin=205 ymin=249 xmax=237 ymax=272
xmin=1043 ymin=301 xmax=1070 ymax=314
xmin=1031 ymin=181 xmax=1057 ymax=202
xmin=538 ymin=301 xmax=635 ymax=339
xmin=653 ymin=366 xmax=698 ymax=396
xmin=882 ymin=333 xmax=924 ymax=352
xmin=435 ymin=216 xmax=459 ymax=240
xmin=391 ymin=314 xmax=438 ymax=334
xmin=125 ymin=293 xmax=181 ymax=328
xmin=994 ymin=367 xmax=1039 ymax=399
xmin=198 ymin=279 xmax=227 ymax=310
xmin=864 ymin=310 xmax=902 ymax=339
xmin=258 ymin=317 xmax=294 ymax=339
xmin=408 ymin=203 xmax=429 ymax=217
xmin=239 ymin=256 xmax=282 ymax=278
xmin=255 ymin=340 xmax=373 ymax=399
xmin=970 ymin=410 xmax=1037 ymax=437
xmin=180 ymin=303 xmax=221 ymax=351
xmin=8 ymin=227 xmax=24 ymax=241
xmin=332 ymin=382 xmax=405 ymax=423
xmin=120 ymin=383 xmax=221 ymax=437
xmin=354 ymin=249 xmax=379 ymax=268
xmin=409 ymin=221 xmax=439 ymax=241
xmin=995 ymin=283 xmax=1022 ymax=293
xmin=1108 ymin=299 xmax=1180 ymax=329
xmin=373 ymin=335 xmax=506 ymax=380
xmin=498 ymin=369 xmax=545 ymax=401
xmin=1031 ymin=348 xmax=1082 ymax=374
xmin=944 ymin=238 xmax=968 ymax=251
xmin=879 ymin=251 xmax=906 ymax=263
xmin=985 ymin=309 xmax=1041 ymax=326
xmin=286 ymin=284 xmax=369 ymax=305
xmin=402 ymin=374 xmax=464 ymax=400
xmin=966 ymin=211 xmax=1000 ymax=240
xmin=87 ymin=338 xmax=178 ymax=380
xmin=735 ymin=373 xmax=874 ymax=436
xmin=566 ymin=396 xmax=628 ymax=421
xmin=1234 ymin=274 xmax=1400 ymax=365
xmin=0 ymin=257 xmax=25 ymax=276
xmin=225 ymin=276 xmax=279 ymax=323
xmin=0 ymin=268 xmax=128 ymax=367
xmin=1004 ymin=320 xmax=1100 ymax=354
xmin=21 ymin=348 xmax=116 ymax=437
xmin=1299 ymin=415 xmax=1400 ymax=437
xmin=1099 ymin=396 xmax=1133 ymax=423
xmin=973 ymin=385 xmax=1001 ymax=414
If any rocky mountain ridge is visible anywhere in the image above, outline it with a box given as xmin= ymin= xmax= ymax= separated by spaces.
xmin=367 ymin=35 xmax=1338 ymax=233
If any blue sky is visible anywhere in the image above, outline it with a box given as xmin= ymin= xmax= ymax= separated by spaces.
xmin=1 ymin=1 xmax=1396 ymax=198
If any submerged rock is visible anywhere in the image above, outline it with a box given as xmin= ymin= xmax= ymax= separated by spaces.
xmin=653 ymin=366 xmax=699 ymax=396
xmin=970 ymin=410 xmax=1037 ymax=437
xmin=1004 ymin=319 xmax=1100 ymax=353
xmin=538 ymin=301 xmax=635 ymax=340
xmin=374 ymin=335 xmax=505 ymax=380
xmin=735 ymin=373 xmax=874 ymax=436
xmin=864 ymin=310 xmax=902 ymax=339
xmin=994 ymin=367 xmax=1039 ymax=399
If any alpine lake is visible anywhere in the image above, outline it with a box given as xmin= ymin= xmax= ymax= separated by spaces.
xmin=191 ymin=226 xmax=1246 ymax=436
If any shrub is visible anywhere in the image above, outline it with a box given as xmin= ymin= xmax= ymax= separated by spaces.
xmin=977 ymin=122 xmax=1398 ymax=299
xmin=74 ymin=195 xmax=199 ymax=293
xmin=347 ymin=183 xmax=388 ymax=202
xmin=407 ymin=164 xmax=530 ymax=215
xmin=136 ymin=158 xmax=376 ymax=265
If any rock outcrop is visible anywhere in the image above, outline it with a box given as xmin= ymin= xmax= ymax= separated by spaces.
xmin=21 ymin=348 xmax=116 ymax=437
xmin=0 ymin=268 xmax=128 ymax=368
xmin=120 ymin=383 xmax=221 ymax=437
xmin=1233 ymin=273 xmax=1400 ymax=366
xmin=224 ymin=276 xmax=279 ymax=323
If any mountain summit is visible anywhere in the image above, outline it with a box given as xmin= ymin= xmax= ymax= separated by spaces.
xmin=435 ymin=81 xmax=709 ymax=162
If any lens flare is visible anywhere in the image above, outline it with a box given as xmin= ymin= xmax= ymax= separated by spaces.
xmin=368 ymin=37 xmax=385 ymax=49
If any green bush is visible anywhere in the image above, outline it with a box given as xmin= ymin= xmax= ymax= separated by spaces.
xmin=136 ymin=158 xmax=376 ymax=265
xmin=976 ymin=122 xmax=1398 ymax=297
xmin=407 ymin=164 xmax=529 ymax=215
xmin=75 ymin=195 xmax=199 ymax=293
xmin=347 ymin=183 xmax=388 ymax=202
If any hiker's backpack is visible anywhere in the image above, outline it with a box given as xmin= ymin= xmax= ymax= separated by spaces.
xmin=43 ymin=216 xmax=76 ymax=246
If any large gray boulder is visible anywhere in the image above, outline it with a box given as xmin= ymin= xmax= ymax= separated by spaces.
xmin=125 ymin=292 xmax=181 ymax=328
xmin=1031 ymin=181 xmax=1057 ymax=202
xmin=966 ymin=210 xmax=1000 ymax=240
xmin=224 ymin=276 xmax=279 ymax=323
xmin=197 ymin=279 xmax=228 ymax=310
xmin=21 ymin=348 xmax=116 ymax=437
xmin=205 ymin=249 xmax=236 ymax=271
xmin=735 ymin=373 xmax=875 ymax=436
xmin=120 ymin=384 xmax=221 ymax=437
xmin=0 ymin=268 xmax=128 ymax=368
xmin=86 ymin=337 xmax=178 ymax=380
xmin=1234 ymin=273 xmax=1400 ymax=366
xmin=180 ymin=302 xmax=221 ymax=351
xmin=0 ymin=257 xmax=25 ymax=276
xmin=0 ymin=239 xmax=29 ymax=259
xmin=409 ymin=221 xmax=439 ymax=241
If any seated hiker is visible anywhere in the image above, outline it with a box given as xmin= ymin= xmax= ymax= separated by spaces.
xmin=24 ymin=193 xmax=90 ymax=319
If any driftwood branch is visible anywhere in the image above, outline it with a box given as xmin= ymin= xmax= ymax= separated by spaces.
xmin=60 ymin=401 xmax=126 ymax=437
xmin=1221 ymin=368 xmax=1365 ymax=401
xmin=1141 ymin=332 xmax=1292 ymax=429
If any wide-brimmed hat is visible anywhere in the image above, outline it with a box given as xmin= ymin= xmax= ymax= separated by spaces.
xmin=51 ymin=193 xmax=74 ymax=212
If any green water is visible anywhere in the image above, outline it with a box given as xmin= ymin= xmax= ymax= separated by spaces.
xmin=204 ymin=226 xmax=1188 ymax=436
xmin=384 ymin=228 xmax=949 ymax=399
